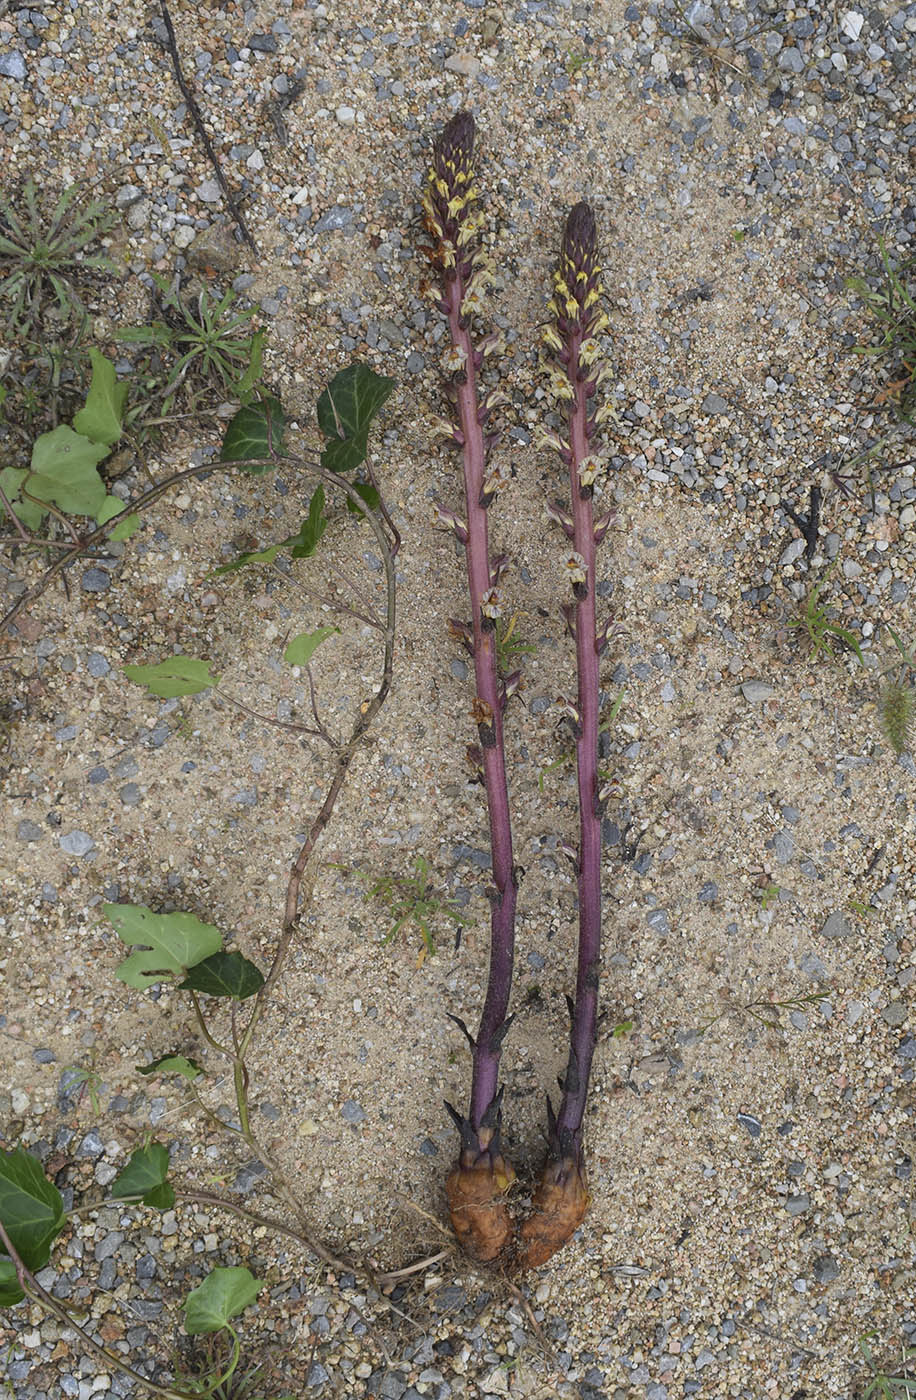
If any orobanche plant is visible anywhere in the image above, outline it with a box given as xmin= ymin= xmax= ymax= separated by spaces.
xmin=423 ymin=113 xmax=617 ymax=1268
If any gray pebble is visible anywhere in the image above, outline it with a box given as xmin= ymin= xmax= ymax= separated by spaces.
xmin=820 ymin=911 xmax=853 ymax=940
xmin=882 ymin=1001 xmax=908 ymax=1028
xmin=701 ymin=392 xmax=729 ymax=415
xmin=87 ymin=652 xmax=111 ymax=678
xmin=114 ymin=754 xmax=139 ymax=779
xmin=785 ymin=1193 xmax=810 ymax=1215
xmin=88 ymin=765 xmax=109 ymax=784
xmin=120 ymin=783 xmax=141 ymax=806
xmin=529 ymin=695 xmax=551 ymax=715
xmin=0 ymin=51 xmax=27 ymax=80
xmin=449 ymin=658 xmax=468 ymax=680
xmin=646 ymin=908 xmax=669 ymax=934
xmin=812 ymin=1253 xmax=839 ymax=1283
xmin=780 ymin=538 xmax=806 ymax=567
xmin=197 ymin=179 xmax=222 ymax=203
xmin=233 ymin=1159 xmax=268 ymax=1193
xmin=773 ymin=829 xmax=795 ymax=865
xmin=452 ymin=844 xmax=490 ymax=869
xmin=741 ymin=680 xmax=774 ymax=703
xmin=59 ymin=830 xmax=94 ymax=856
xmin=33 ymin=1048 xmax=55 ymax=1064
xmin=249 ymin=32 xmax=278 ymax=51
xmin=79 ymin=1129 xmax=104 ymax=1159
xmin=898 ymin=1036 xmax=916 ymax=1059
xmin=736 ymin=1112 xmax=761 ymax=1138
xmin=800 ymin=950 xmax=828 ymax=981
xmin=341 ymin=1098 xmax=366 ymax=1124
xmin=81 ymin=568 xmax=111 ymax=593
xmin=17 ymin=819 xmax=43 ymax=842
xmin=94 ymin=1230 xmax=124 ymax=1261
xmin=315 ymin=206 xmax=354 ymax=232
xmin=406 ymin=351 xmax=425 ymax=373
xmin=307 ymin=1364 xmax=330 ymax=1388
xmin=419 ymin=1137 xmax=438 ymax=1156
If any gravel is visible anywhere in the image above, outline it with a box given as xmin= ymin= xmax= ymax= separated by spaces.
xmin=3 ymin=0 xmax=916 ymax=1396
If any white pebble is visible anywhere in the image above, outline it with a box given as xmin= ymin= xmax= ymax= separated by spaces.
xmin=336 ymin=105 xmax=356 ymax=126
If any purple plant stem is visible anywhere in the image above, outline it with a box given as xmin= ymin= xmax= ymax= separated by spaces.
xmin=442 ymin=273 xmax=518 ymax=1136
xmin=555 ymin=328 xmax=600 ymax=1151
xmin=423 ymin=113 xmax=518 ymax=1153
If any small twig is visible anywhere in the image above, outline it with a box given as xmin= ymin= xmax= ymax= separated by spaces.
xmin=155 ymin=0 xmax=258 ymax=257
xmin=0 ymin=483 xmax=30 ymax=542
xmin=211 ymin=688 xmax=336 ymax=748
xmin=780 ymin=484 xmax=821 ymax=560
xmin=21 ymin=489 xmax=85 ymax=545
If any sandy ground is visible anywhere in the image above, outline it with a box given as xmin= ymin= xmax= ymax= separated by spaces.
xmin=2 ymin=0 xmax=916 ymax=1396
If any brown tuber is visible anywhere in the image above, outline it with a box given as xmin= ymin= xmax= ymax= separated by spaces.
xmin=445 ymin=1153 xmax=516 ymax=1263
xmin=517 ymin=1155 xmax=589 ymax=1270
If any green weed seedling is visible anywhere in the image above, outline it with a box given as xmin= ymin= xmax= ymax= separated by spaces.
xmin=337 ymin=855 xmax=473 ymax=961
xmin=788 ymin=567 xmax=865 ymax=667
xmin=847 ymin=236 xmax=916 ymax=421
xmin=115 ymin=273 xmax=265 ymax=417
xmin=0 ymin=176 xmax=115 ymax=333
xmin=858 ymin=1330 xmax=916 ymax=1399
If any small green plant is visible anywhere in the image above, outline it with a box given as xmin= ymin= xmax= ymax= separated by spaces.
xmin=788 ymin=567 xmax=865 ymax=666
xmin=758 ymin=883 xmax=781 ymax=910
xmin=697 ymin=989 xmax=827 ymax=1038
xmin=858 ymin=1330 xmax=916 ymax=1399
xmin=115 ymin=275 xmax=264 ymax=414
xmin=847 ymin=237 xmax=916 ymax=421
xmin=495 ymin=611 xmax=537 ymax=674
xmin=337 ymin=855 xmax=473 ymax=960
xmin=60 ymin=1063 xmax=103 ymax=1116
xmin=878 ymin=625 xmax=915 ymax=755
xmin=0 ymin=177 xmax=116 ymax=332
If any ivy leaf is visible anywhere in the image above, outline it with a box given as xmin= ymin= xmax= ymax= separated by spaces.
xmin=317 ymin=364 xmax=395 ymax=474
xmin=178 ymin=951 xmax=265 ymax=1001
xmin=345 ymin=480 xmax=381 ymax=516
xmin=288 ymin=487 xmax=328 ymax=557
xmin=72 ymin=347 xmax=128 ymax=447
xmin=96 ymin=495 xmax=141 ymax=540
xmin=183 ymin=1266 xmax=263 ymax=1335
xmin=0 ymin=1149 xmax=66 ymax=1284
xmin=110 ymin=1143 xmax=174 ymax=1210
xmin=136 ymin=1054 xmax=203 ymax=1082
xmin=317 ymin=364 xmax=395 ymax=444
xmin=211 ymin=488 xmax=327 ymax=576
xmin=284 ymin=627 xmax=338 ymax=668
xmin=123 ymin=655 xmax=220 ymax=698
xmin=0 ymin=1257 xmax=22 ymax=1309
xmin=220 ymin=396 xmax=285 ymax=468
xmin=26 ymin=426 xmax=109 ymax=516
xmin=104 ymin=903 xmax=223 ymax=989
xmin=0 ymin=467 xmax=46 ymax=531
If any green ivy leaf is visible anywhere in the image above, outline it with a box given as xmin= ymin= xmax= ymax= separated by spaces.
xmin=316 ymin=365 xmax=394 ymax=474
xmin=345 ymin=480 xmax=382 ymax=516
xmin=27 ymin=426 xmax=109 ymax=516
xmin=110 ymin=1143 xmax=175 ymax=1210
xmin=104 ymin=903 xmax=224 ymax=990
xmin=108 ymin=512 xmax=141 ymax=542
xmin=317 ymin=364 xmax=395 ymax=447
xmin=220 ymin=396 xmax=285 ymax=468
xmin=0 ymin=1256 xmax=23 ymax=1308
xmin=183 ymin=1266 xmax=263 ymax=1335
xmin=178 ymin=951 xmax=265 ymax=1001
xmin=288 ymin=487 xmax=329 ymax=557
xmin=72 ymin=347 xmax=128 ymax=447
xmin=0 ymin=1149 xmax=66 ymax=1280
xmin=284 ymin=627 xmax=338 ymax=668
xmin=0 ymin=467 xmax=46 ymax=531
xmin=211 ymin=488 xmax=328 ymax=576
xmin=123 ymin=655 xmax=220 ymax=698
xmin=136 ymin=1054 xmax=203 ymax=1082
